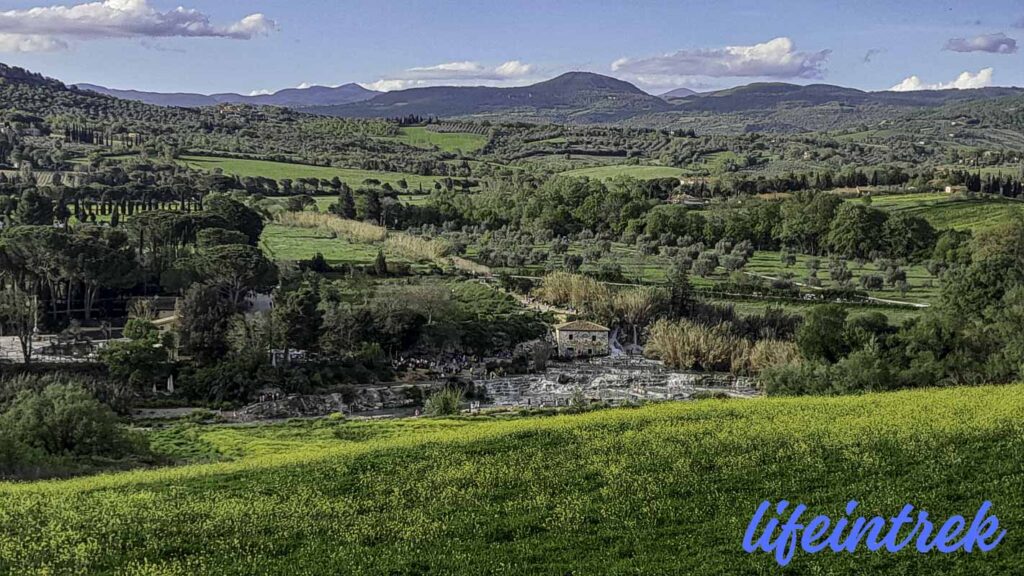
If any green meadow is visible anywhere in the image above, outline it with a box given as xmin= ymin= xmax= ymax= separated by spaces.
xmin=178 ymin=155 xmax=442 ymax=188
xmin=259 ymin=223 xmax=390 ymax=265
xmin=388 ymin=126 xmax=488 ymax=153
xmin=867 ymin=192 xmax=1024 ymax=232
xmin=560 ymin=164 xmax=690 ymax=180
xmin=1 ymin=385 xmax=1022 ymax=574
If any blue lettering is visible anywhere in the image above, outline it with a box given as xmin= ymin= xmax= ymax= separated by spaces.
xmin=801 ymin=515 xmax=831 ymax=553
xmin=744 ymin=501 xmax=1004 ymax=566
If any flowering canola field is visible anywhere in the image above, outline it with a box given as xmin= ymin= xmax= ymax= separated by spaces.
xmin=1 ymin=385 xmax=1022 ymax=575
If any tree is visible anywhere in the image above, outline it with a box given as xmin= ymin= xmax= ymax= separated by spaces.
xmin=374 ymin=250 xmax=388 ymax=276
xmin=69 ymin=229 xmax=138 ymax=319
xmin=179 ymin=283 xmax=235 ymax=362
xmin=273 ymin=283 xmax=323 ymax=357
xmin=882 ymin=213 xmax=937 ymax=261
xmin=194 ymin=244 xmax=278 ymax=307
xmin=286 ymin=195 xmax=315 ymax=212
xmin=827 ymin=204 xmax=887 ymax=259
xmin=796 ymin=304 xmax=849 ymax=363
xmin=0 ymin=287 xmax=37 ymax=364
xmin=563 ymin=254 xmax=583 ymax=272
xmin=860 ymin=274 xmax=884 ymax=291
xmin=204 ymin=196 xmax=264 ymax=245
xmin=99 ymin=321 xmax=171 ymax=390
xmin=336 ymin=189 xmax=356 ymax=219
xmin=693 ymin=251 xmax=719 ymax=277
xmin=666 ymin=259 xmax=694 ymax=318
xmin=15 ymin=188 xmax=52 ymax=225
xmin=196 ymin=227 xmax=248 ymax=249
xmin=404 ymin=284 xmax=454 ymax=326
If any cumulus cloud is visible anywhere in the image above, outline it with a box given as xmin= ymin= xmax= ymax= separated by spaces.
xmin=0 ymin=34 xmax=67 ymax=52
xmin=0 ymin=0 xmax=276 ymax=52
xmin=361 ymin=60 xmax=537 ymax=91
xmin=611 ymin=37 xmax=830 ymax=84
xmin=944 ymin=33 xmax=1017 ymax=54
xmin=889 ymin=67 xmax=994 ymax=91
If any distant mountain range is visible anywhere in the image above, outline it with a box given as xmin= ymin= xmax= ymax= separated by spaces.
xmin=304 ymin=74 xmax=1024 ymax=126
xmin=303 ymin=72 xmax=673 ymax=123
xmin=5 ymin=61 xmax=1020 ymax=132
xmin=74 ymin=82 xmax=379 ymax=108
xmin=669 ymin=82 xmax=1024 ymax=113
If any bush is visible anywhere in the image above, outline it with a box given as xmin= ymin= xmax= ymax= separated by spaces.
xmin=749 ymin=340 xmax=802 ymax=373
xmin=0 ymin=372 xmax=132 ymax=415
xmin=424 ymin=387 xmax=464 ymax=416
xmin=860 ymin=274 xmax=884 ymax=291
xmin=0 ymin=382 xmax=149 ymax=479
xmin=645 ymin=319 xmax=750 ymax=374
xmin=0 ymin=383 xmax=134 ymax=458
xmin=758 ymin=361 xmax=832 ymax=395
xmin=796 ymin=304 xmax=849 ymax=363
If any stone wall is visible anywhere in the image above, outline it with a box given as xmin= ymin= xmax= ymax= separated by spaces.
xmin=231 ymin=358 xmax=758 ymax=420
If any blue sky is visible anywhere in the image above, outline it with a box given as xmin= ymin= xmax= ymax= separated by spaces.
xmin=0 ymin=0 xmax=1022 ymax=95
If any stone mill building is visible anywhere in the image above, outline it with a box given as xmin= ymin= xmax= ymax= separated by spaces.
xmin=554 ymin=320 xmax=610 ymax=358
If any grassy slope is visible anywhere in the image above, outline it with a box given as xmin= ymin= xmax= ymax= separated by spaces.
xmin=177 ymin=155 xmax=442 ymax=188
xmin=745 ymin=250 xmax=938 ymax=305
xmin=1 ymin=385 xmax=1022 ymax=574
xmin=388 ymin=126 xmax=488 ymax=153
xmin=259 ymin=223 xmax=396 ymax=265
xmin=868 ymin=193 xmax=1024 ymax=232
xmin=559 ymin=164 xmax=689 ymax=180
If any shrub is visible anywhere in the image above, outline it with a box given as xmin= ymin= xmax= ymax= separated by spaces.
xmin=796 ymin=304 xmax=849 ymax=363
xmin=693 ymin=252 xmax=719 ymax=277
xmin=860 ymin=274 xmax=884 ymax=291
xmin=645 ymin=319 xmax=750 ymax=374
xmin=749 ymin=340 xmax=802 ymax=373
xmin=424 ymin=387 xmax=464 ymax=416
xmin=0 ymin=382 xmax=145 ymax=478
xmin=758 ymin=361 xmax=832 ymax=395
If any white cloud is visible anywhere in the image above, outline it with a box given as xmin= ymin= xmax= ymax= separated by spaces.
xmin=611 ymin=37 xmax=830 ymax=83
xmin=360 ymin=78 xmax=429 ymax=92
xmin=247 ymin=89 xmax=273 ymax=96
xmin=495 ymin=60 xmax=533 ymax=77
xmin=361 ymin=59 xmax=537 ymax=91
xmin=944 ymin=33 xmax=1017 ymax=54
xmin=0 ymin=33 xmax=67 ymax=52
xmin=0 ymin=0 xmax=276 ymax=52
xmin=889 ymin=67 xmax=994 ymax=91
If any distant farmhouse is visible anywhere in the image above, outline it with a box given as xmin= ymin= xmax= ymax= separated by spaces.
xmin=554 ymin=320 xmax=609 ymax=358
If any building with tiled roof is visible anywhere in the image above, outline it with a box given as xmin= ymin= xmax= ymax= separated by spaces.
xmin=554 ymin=320 xmax=609 ymax=358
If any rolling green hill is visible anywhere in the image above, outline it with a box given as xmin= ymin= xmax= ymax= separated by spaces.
xmin=1 ymin=385 xmax=1022 ymax=574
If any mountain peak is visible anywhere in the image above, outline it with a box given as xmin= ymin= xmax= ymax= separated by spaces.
xmin=532 ymin=71 xmax=648 ymax=95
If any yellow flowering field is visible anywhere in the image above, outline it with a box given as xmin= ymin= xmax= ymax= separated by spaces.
xmin=0 ymin=385 xmax=1022 ymax=574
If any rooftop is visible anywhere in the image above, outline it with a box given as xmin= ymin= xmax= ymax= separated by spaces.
xmin=555 ymin=320 xmax=609 ymax=332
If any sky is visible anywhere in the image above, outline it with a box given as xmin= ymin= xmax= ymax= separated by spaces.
xmin=0 ymin=0 xmax=1022 ymax=95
